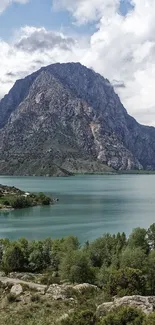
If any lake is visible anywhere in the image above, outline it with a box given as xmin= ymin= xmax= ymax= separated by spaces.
xmin=0 ymin=175 xmax=155 ymax=243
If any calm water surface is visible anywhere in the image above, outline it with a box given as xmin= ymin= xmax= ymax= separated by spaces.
xmin=0 ymin=175 xmax=155 ymax=243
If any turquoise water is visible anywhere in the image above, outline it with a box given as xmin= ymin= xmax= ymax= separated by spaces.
xmin=0 ymin=175 xmax=155 ymax=243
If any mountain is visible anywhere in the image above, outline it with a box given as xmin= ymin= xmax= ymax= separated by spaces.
xmin=0 ymin=62 xmax=155 ymax=176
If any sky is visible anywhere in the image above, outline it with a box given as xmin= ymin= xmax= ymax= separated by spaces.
xmin=0 ymin=0 xmax=155 ymax=126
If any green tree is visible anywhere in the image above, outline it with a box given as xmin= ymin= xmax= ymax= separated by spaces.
xmin=96 ymin=265 xmax=116 ymax=289
xmin=145 ymin=250 xmax=155 ymax=295
xmin=88 ymin=234 xmax=117 ymax=268
xmin=42 ymin=238 xmax=53 ymax=266
xmin=120 ymin=247 xmax=147 ymax=270
xmin=37 ymin=192 xmax=51 ymax=205
xmin=28 ymin=248 xmax=44 ymax=272
xmin=11 ymin=196 xmax=32 ymax=209
xmin=2 ymin=243 xmax=25 ymax=273
xmin=105 ymin=268 xmax=146 ymax=297
xmin=147 ymin=223 xmax=155 ymax=249
xmin=42 ymin=197 xmax=51 ymax=205
xmin=62 ymin=236 xmax=80 ymax=252
xmin=0 ymin=238 xmax=10 ymax=264
xmin=60 ymin=250 xmax=95 ymax=284
xmin=128 ymin=228 xmax=149 ymax=253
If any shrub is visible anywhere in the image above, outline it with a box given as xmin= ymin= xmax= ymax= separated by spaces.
xmin=3 ymin=200 xmax=10 ymax=206
xmin=128 ymin=227 xmax=149 ymax=253
xmin=11 ymin=196 xmax=32 ymax=209
xmin=7 ymin=293 xmax=17 ymax=303
xmin=105 ymin=267 xmax=146 ymax=297
xmin=39 ymin=273 xmax=60 ymax=285
xmin=2 ymin=244 xmax=26 ymax=273
xmin=147 ymin=223 xmax=155 ymax=249
xmin=120 ymin=247 xmax=147 ymax=270
xmin=100 ymin=306 xmax=145 ymax=325
xmin=143 ymin=312 xmax=155 ymax=324
xmin=60 ymin=250 xmax=95 ymax=284
xmin=41 ymin=196 xmax=51 ymax=205
xmin=31 ymin=294 xmax=41 ymax=302
xmin=37 ymin=193 xmax=51 ymax=205
xmin=61 ymin=310 xmax=96 ymax=325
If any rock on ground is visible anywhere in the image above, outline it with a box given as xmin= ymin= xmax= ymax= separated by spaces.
xmin=73 ymin=283 xmax=98 ymax=293
xmin=10 ymin=284 xmax=23 ymax=296
xmin=97 ymin=295 xmax=155 ymax=316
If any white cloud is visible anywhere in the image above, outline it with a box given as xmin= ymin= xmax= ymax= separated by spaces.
xmin=0 ymin=26 xmax=87 ymax=98
xmin=53 ymin=0 xmax=119 ymax=24
xmin=14 ymin=26 xmax=75 ymax=52
xmin=0 ymin=0 xmax=28 ymax=14
xmin=53 ymin=0 xmax=155 ymax=125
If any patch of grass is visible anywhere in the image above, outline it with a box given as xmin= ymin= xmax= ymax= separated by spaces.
xmin=39 ymin=273 xmax=60 ymax=285
xmin=0 ymin=195 xmax=14 ymax=205
xmin=31 ymin=294 xmax=41 ymax=303
xmin=0 ymin=299 xmax=73 ymax=325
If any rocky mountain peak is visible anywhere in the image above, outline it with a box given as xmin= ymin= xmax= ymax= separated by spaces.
xmin=0 ymin=62 xmax=155 ymax=175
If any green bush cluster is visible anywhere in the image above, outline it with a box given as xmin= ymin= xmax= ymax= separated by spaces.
xmin=1 ymin=225 xmax=155 ymax=325
xmin=61 ymin=310 xmax=97 ymax=325
xmin=0 ymin=191 xmax=51 ymax=209
xmin=1 ymin=224 xmax=155 ymax=298
xmin=11 ymin=196 xmax=32 ymax=209
xmin=60 ymin=307 xmax=155 ymax=325
xmin=36 ymin=192 xmax=51 ymax=205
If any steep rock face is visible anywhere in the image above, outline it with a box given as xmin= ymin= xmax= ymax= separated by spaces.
xmin=0 ymin=62 xmax=155 ymax=175
xmin=0 ymin=70 xmax=40 ymax=129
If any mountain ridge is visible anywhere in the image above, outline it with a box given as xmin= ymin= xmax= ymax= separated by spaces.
xmin=0 ymin=62 xmax=155 ymax=175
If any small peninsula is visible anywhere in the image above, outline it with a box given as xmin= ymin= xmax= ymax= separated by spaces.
xmin=0 ymin=184 xmax=53 ymax=211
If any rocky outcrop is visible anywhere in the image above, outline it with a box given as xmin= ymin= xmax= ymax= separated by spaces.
xmin=97 ymin=295 xmax=155 ymax=316
xmin=73 ymin=283 xmax=98 ymax=293
xmin=0 ymin=62 xmax=155 ymax=175
xmin=0 ymin=275 xmax=97 ymax=300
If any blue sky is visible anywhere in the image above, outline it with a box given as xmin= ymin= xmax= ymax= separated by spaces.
xmin=0 ymin=0 xmax=154 ymax=126
xmin=0 ymin=0 xmax=97 ymax=40
xmin=0 ymin=0 xmax=133 ymax=41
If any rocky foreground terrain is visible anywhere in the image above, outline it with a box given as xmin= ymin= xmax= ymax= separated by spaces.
xmin=0 ymin=62 xmax=155 ymax=175
xmin=0 ymin=273 xmax=155 ymax=325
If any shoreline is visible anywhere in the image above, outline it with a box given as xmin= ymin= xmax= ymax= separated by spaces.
xmin=1 ymin=170 xmax=155 ymax=178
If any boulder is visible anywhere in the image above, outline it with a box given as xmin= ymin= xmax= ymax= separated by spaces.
xmin=10 ymin=284 xmax=23 ymax=296
xmin=97 ymin=295 xmax=155 ymax=317
xmin=73 ymin=283 xmax=98 ymax=293
xmin=46 ymin=284 xmax=66 ymax=300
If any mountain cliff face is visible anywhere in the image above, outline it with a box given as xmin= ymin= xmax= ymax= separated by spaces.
xmin=0 ymin=62 xmax=155 ymax=176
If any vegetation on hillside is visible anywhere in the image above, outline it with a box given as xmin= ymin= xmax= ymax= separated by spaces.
xmin=1 ymin=224 xmax=155 ymax=324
